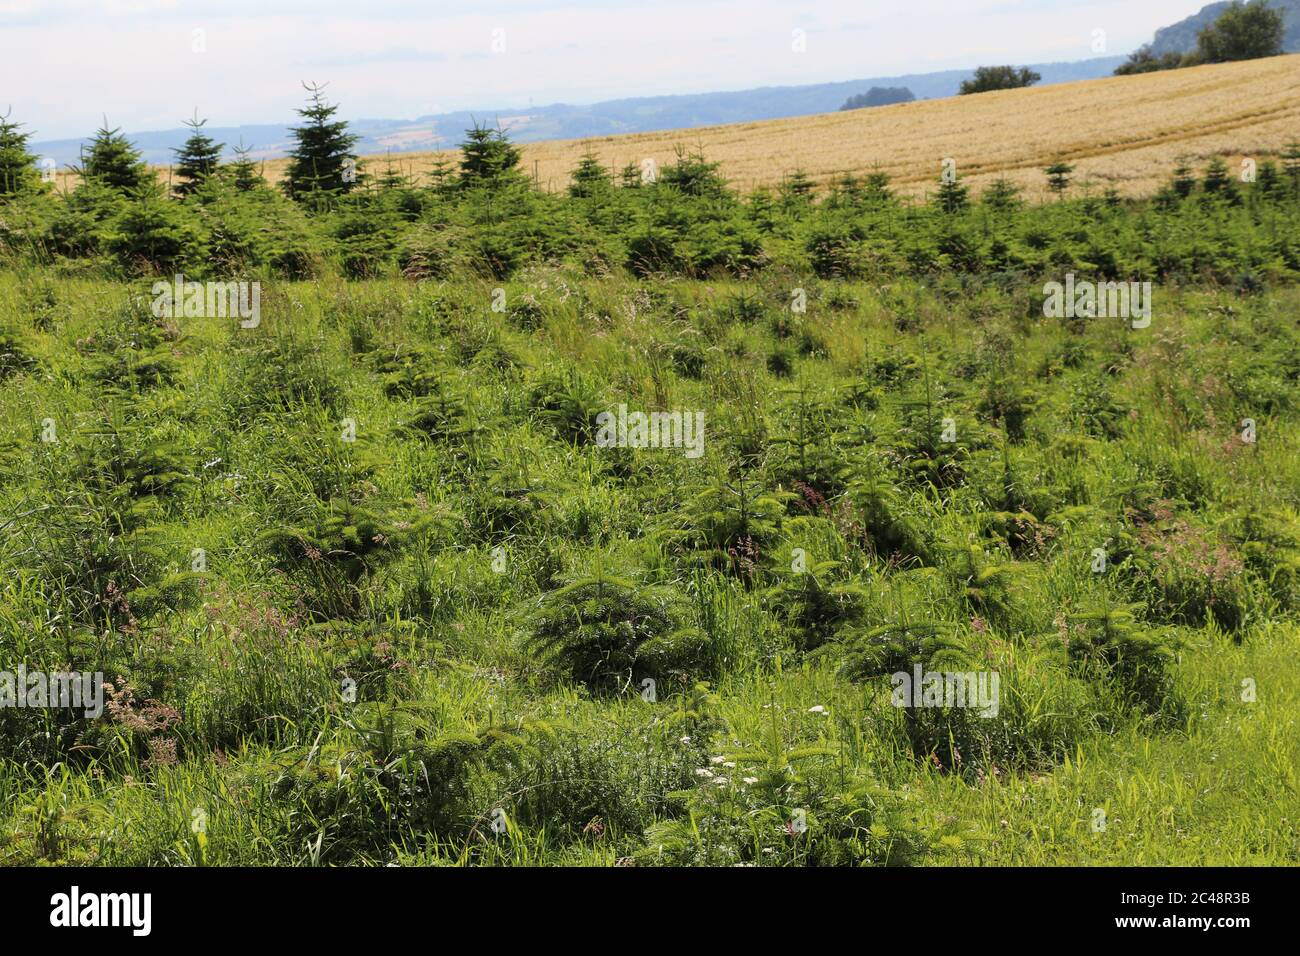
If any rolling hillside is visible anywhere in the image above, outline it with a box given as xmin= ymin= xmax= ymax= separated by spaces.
xmin=43 ymin=54 xmax=1300 ymax=201
xmin=260 ymin=53 xmax=1300 ymax=201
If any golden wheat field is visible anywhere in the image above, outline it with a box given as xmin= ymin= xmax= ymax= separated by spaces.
xmin=67 ymin=53 xmax=1300 ymax=200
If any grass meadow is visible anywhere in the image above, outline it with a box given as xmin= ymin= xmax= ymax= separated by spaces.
xmin=0 ymin=266 xmax=1295 ymax=866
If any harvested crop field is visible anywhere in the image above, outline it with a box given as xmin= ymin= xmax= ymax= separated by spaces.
xmin=247 ymin=54 xmax=1300 ymax=201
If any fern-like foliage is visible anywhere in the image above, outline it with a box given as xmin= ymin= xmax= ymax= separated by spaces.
xmin=259 ymin=497 xmax=449 ymax=619
xmin=940 ymin=542 xmax=1023 ymax=624
xmin=669 ymin=468 xmax=795 ymax=577
xmin=0 ymin=332 xmax=38 ymax=381
xmin=1064 ymin=599 xmax=1178 ymax=714
xmin=769 ymin=383 xmax=851 ymax=495
xmin=82 ymin=302 xmax=179 ymax=397
xmin=845 ymin=448 xmax=932 ymax=564
xmin=892 ymin=363 xmax=966 ymax=488
xmin=71 ymin=417 xmax=196 ymax=517
xmin=764 ymin=557 xmax=870 ymax=653
xmin=527 ymin=365 xmax=602 ymax=445
xmin=1225 ymin=506 xmax=1300 ymax=609
xmin=832 ymin=620 xmax=971 ymax=683
xmin=526 ymin=564 xmax=707 ymax=691
xmin=372 ymin=344 xmax=447 ymax=398
xmin=399 ymin=378 xmax=485 ymax=452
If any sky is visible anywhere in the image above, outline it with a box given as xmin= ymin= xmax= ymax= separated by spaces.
xmin=3 ymin=0 xmax=1206 ymax=140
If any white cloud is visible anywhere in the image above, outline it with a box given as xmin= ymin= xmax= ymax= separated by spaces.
xmin=101 ymin=0 xmax=178 ymax=15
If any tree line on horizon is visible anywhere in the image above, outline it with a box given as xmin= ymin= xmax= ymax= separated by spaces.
xmin=839 ymin=87 xmax=916 ymax=111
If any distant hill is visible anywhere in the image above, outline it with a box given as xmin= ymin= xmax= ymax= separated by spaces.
xmin=1150 ymin=0 xmax=1300 ymax=56
xmin=29 ymin=56 xmax=1124 ymax=168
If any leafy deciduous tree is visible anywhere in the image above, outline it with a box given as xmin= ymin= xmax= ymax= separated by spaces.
xmin=959 ymin=66 xmax=1041 ymax=95
xmin=1197 ymin=0 xmax=1285 ymax=63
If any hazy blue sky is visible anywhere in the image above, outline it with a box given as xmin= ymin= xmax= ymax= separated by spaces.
xmin=3 ymin=0 xmax=1204 ymax=139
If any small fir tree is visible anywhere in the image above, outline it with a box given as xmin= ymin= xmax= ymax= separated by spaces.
xmin=619 ymin=161 xmax=642 ymax=189
xmin=1202 ymin=157 xmax=1235 ymax=197
xmin=374 ymin=152 xmax=413 ymax=191
xmin=457 ymin=122 xmax=522 ymax=189
xmin=935 ymin=172 xmax=970 ymax=214
xmin=982 ymin=178 xmax=1022 ymax=213
xmin=0 ymin=107 xmax=41 ymax=196
xmin=80 ymin=119 xmax=151 ymax=193
xmin=171 ymin=112 xmax=224 ymax=197
xmin=780 ymin=170 xmax=816 ymax=207
xmin=229 ymin=139 xmax=265 ymax=192
xmin=1281 ymin=142 xmax=1300 ymax=197
xmin=282 ymin=81 xmax=361 ymax=203
xmin=427 ymin=153 xmax=457 ymax=194
xmin=568 ymin=151 xmax=611 ymax=198
xmin=1045 ymin=161 xmax=1075 ymax=197
xmin=1254 ymin=160 xmax=1285 ymax=201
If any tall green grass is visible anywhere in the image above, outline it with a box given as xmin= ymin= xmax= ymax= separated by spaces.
xmin=0 ymin=272 xmax=1295 ymax=866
